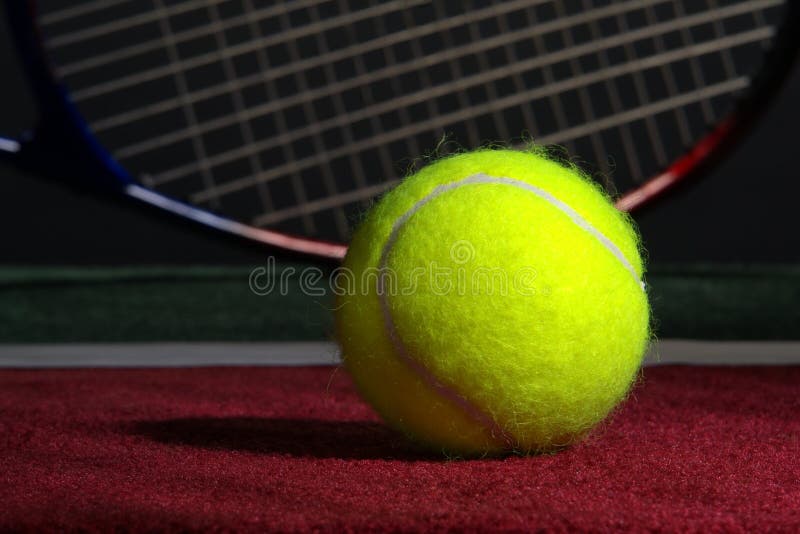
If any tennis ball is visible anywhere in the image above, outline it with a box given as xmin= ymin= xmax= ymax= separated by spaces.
xmin=335 ymin=148 xmax=649 ymax=456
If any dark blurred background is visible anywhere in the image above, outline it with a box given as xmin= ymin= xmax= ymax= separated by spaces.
xmin=1 ymin=7 xmax=798 ymax=266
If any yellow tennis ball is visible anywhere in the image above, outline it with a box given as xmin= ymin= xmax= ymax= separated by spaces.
xmin=335 ymin=148 xmax=650 ymax=456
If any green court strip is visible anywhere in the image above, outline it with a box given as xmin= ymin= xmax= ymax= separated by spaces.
xmin=0 ymin=264 xmax=797 ymax=343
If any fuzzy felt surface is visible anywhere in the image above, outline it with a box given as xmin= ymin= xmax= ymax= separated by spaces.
xmin=337 ymin=150 xmax=650 ymax=455
xmin=1 ymin=365 xmax=799 ymax=532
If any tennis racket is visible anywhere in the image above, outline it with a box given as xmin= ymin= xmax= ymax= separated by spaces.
xmin=1 ymin=0 xmax=798 ymax=260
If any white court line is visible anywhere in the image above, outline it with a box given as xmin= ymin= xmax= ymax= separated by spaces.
xmin=0 ymin=340 xmax=797 ymax=368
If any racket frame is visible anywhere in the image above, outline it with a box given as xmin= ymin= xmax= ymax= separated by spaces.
xmin=2 ymin=0 xmax=798 ymax=260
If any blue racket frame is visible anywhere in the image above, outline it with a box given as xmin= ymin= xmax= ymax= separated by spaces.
xmin=0 ymin=1 xmax=347 ymax=259
xmin=0 ymin=2 xmax=133 ymax=191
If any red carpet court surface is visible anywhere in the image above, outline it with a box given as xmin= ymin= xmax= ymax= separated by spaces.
xmin=1 ymin=365 xmax=799 ymax=532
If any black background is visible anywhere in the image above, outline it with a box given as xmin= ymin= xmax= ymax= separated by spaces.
xmin=1 ymin=8 xmax=798 ymax=266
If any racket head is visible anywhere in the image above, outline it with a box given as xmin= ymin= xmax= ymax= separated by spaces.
xmin=5 ymin=0 xmax=799 ymax=260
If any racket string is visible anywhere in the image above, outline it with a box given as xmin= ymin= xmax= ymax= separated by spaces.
xmin=104 ymin=1 xmax=772 ymax=187
xmin=36 ymin=0 xmax=786 ymax=240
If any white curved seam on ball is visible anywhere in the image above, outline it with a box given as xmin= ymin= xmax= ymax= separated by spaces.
xmin=471 ymin=174 xmax=643 ymax=289
xmin=375 ymin=276 xmax=515 ymax=450
xmin=386 ymin=174 xmax=642 ymax=290
xmin=377 ymin=189 xmax=517 ymax=450
xmin=377 ymin=172 xmax=642 ymax=451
